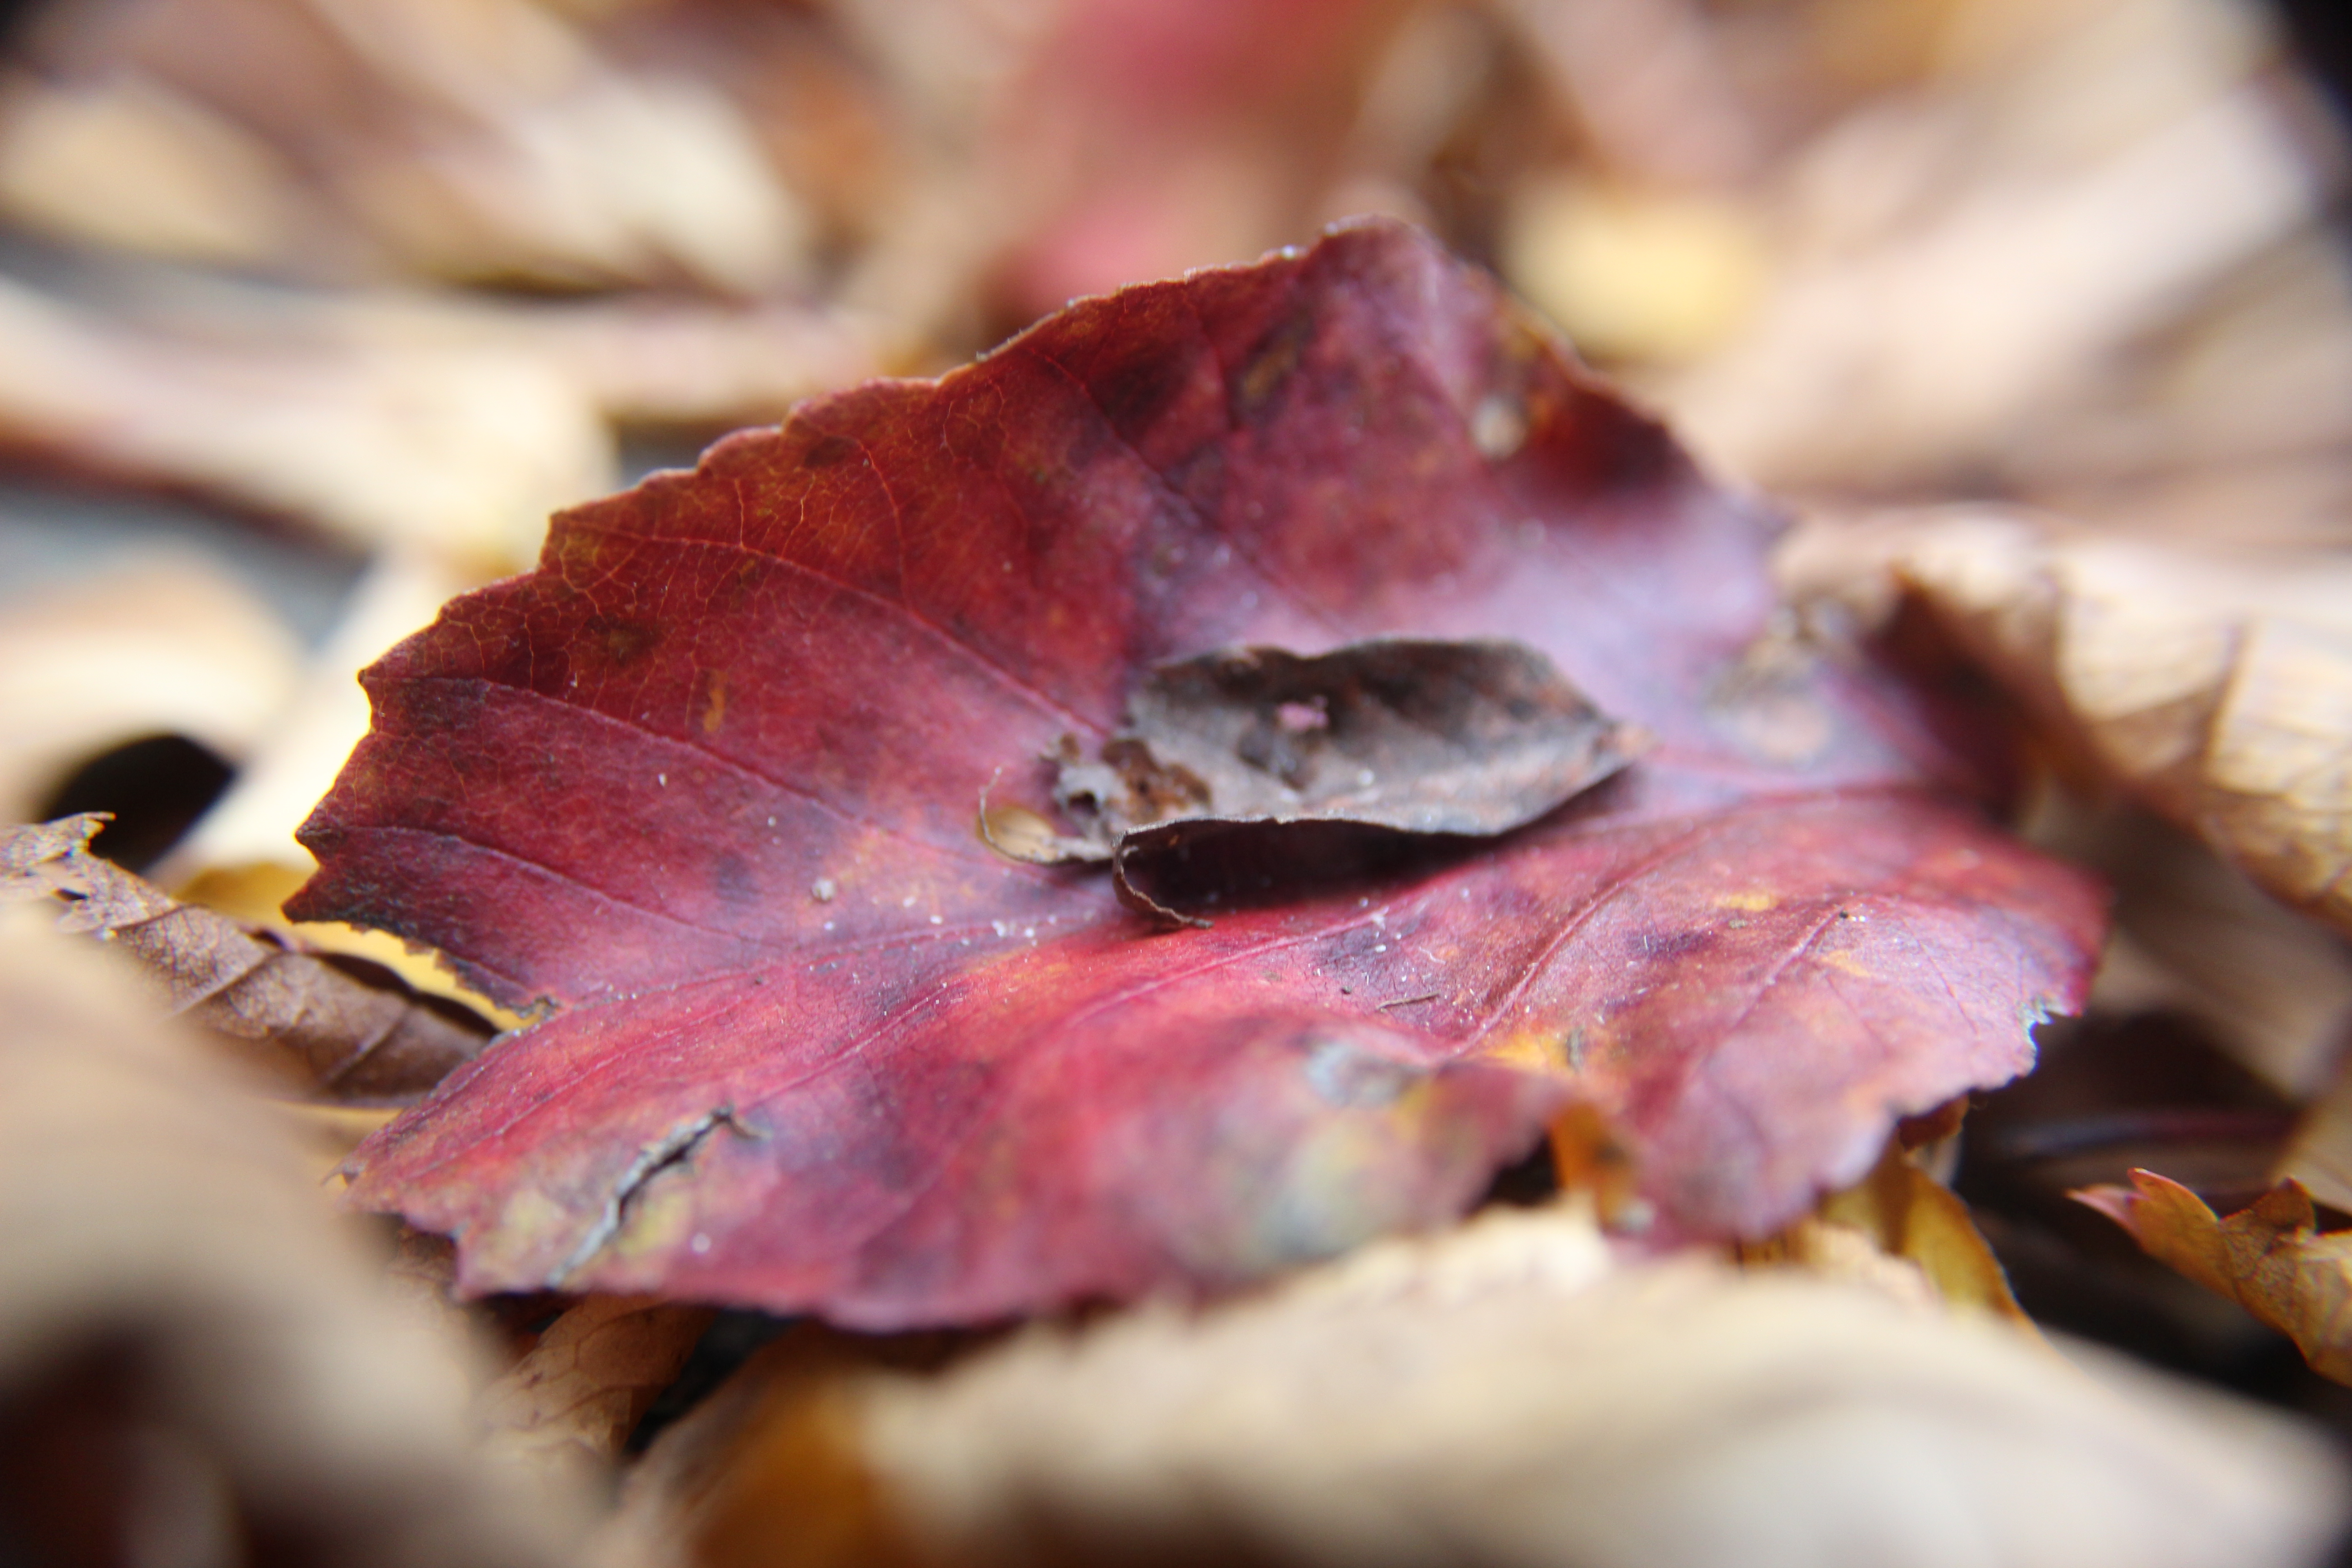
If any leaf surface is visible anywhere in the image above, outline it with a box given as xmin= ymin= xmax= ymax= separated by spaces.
xmin=292 ymin=220 xmax=2102 ymax=1325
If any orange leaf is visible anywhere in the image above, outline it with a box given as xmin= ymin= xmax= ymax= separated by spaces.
xmin=2077 ymin=1169 xmax=2352 ymax=1385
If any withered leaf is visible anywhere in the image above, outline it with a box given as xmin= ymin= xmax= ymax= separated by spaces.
xmin=0 ymin=557 xmax=301 ymax=832
xmin=292 ymin=220 xmax=2102 ymax=1326
xmin=1078 ymin=637 xmax=1632 ymax=843
xmin=3 ymin=813 xmax=491 ymax=1104
xmin=622 ymin=1209 xmax=2347 ymax=1568
xmin=992 ymin=636 xmax=1642 ymax=926
xmin=2078 ymin=1169 xmax=2352 ymax=1387
xmin=994 ymin=636 xmax=1637 ymax=861
xmin=1882 ymin=512 xmax=2352 ymax=934
xmin=1740 ymin=1137 xmax=2033 ymax=1329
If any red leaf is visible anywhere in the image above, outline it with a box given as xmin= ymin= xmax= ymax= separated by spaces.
xmin=291 ymin=220 xmax=2102 ymax=1326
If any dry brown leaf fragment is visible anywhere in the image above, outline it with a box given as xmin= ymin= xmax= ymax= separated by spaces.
xmin=617 ymin=1204 xmax=2346 ymax=1568
xmin=170 ymin=277 xmax=881 ymax=429
xmin=3 ymin=813 xmax=491 ymax=1102
xmin=0 ymin=67 xmax=311 ymax=268
xmin=1651 ymin=0 xmax=2334 ymax=493
xmin=1014 ymin=638 xmax=1639 ymax=861
xmin=599 ymin=1324 xmax=931 ymax=1568
xmin=2078 ymin=1169 xmax=2352 ymax=1387
xmin=0 ymin=916 xmax=582 ymax=1568
xmin=0 ymin=0 xmax=819 ymax=294
xmin=161 ymin=547 xmax=478 ymax=888
xmin=2038 ymin=799 xmax=2352 ymax=1100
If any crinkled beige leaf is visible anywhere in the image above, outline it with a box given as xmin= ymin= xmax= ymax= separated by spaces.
xmin=1886 ymin=514 xmax=2352 ymax=936
xmin=334 ymin=294 xmax=878 ymax=428
xmin=2052 ymin=802 xmax=2352 ymax=1099
xmin=2079 ymin=1170 xmax=2352 ymax=1388
xmin=0 ymin=70 xmax=309 ymax=268
xmin=1500 ymin=178 xmax=1767 ymax=366
xmin=0 ymin=0 xmax=817 ymax=294
xmin=2013 ymin=234 xmax=2352 ymax=516
xmin=2281 ymin=1061 xmax=2352 ymax=1215
xmin=616 ymin=1205 xmax=2346 ymax=1568
xmin=0 ymin=914 xmax=582 ymax=1568
xmin=0 ymin=273 xmax=872 ymax=569
xmin=164 ymin=548 xmax=475 ymax=885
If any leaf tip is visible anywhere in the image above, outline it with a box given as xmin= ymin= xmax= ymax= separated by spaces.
xmin=2069 ymin=1181 xmax=2142 ymax=1231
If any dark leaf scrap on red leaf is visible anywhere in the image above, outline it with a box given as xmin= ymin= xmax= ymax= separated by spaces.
xmin=1004 ymin=636 xmax=1642 ymax=857
xmin=290 ymin=219 xmax=2103 ymax=1328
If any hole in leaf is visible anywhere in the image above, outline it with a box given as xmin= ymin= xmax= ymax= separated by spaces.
xmin=37 ymin=734 xmax=232 ymax=872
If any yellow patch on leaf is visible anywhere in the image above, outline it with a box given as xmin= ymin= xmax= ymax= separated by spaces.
xmin=1743 ymin=1140 xmax=2034 ymax=1329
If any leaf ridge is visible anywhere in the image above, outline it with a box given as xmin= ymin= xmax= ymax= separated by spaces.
xmin=1014 ymin=339 xmax=1354 ymax=641
xmin=408 ymin=669 xmax=1026 ymax=875
xmin=348 ymin=822 xmax=753 ymax=948
xmin=1466 ymin=816 xmax=1723 ymax=1047
xmin=562 ymin=519 xmax=1107 ymax=739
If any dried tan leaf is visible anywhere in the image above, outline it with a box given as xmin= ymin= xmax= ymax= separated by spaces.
xmin=829 ymin=0 xmax=1418 ymax=344
xmin=2043 ymin=799 xmax=2352 ymax=1099
xmin=0 ymin=69 xmax=311 ymax=267
xmin=2281 ymin=1058 xmax=2352 ymax=1215
xmin=0 ymin=915 xmax=582 ymax=1568
xmin=1740 ymin=1213 xmax=1947 ymax=1314
xmin=1656 ymin=0 xmax=2331 ymax=494
xmin=2000 ymin=232 xmax=2352 ymax=502
xmin=1888 ymin=513 xmax=2352 ymax=935
xmin=0 ymin=272 xmax=611 ymax=568
xmin=2079 ymin=1170 xmax=2352 ymax=1387
xmin=357 ymin=294 xmax=879 ymax=428
xmin=0 ymin=555 xmax=300 ymax=826
xmin=1500 ymin=178 xmax=1767 ymax=365
xmin=3 ymin=813 xmax=491 ymax=1103
xmin=620 ymin=1205 xmax=2347 ymax=1568
xmin=598 ymin=1326 xmax=924 ymax=1568
xmin=1488 ymin=0 xmax=1760 ymax=191
xmin=3 ymin=0 xmax=817 ymax=294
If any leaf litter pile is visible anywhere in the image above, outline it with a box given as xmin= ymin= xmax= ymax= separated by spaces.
xmin=5 ymin=0 xmax=2352 ymax=1564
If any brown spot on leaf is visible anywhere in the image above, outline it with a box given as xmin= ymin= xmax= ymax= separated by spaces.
xmin=698 ymin=668 xmax=730 ymax=735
